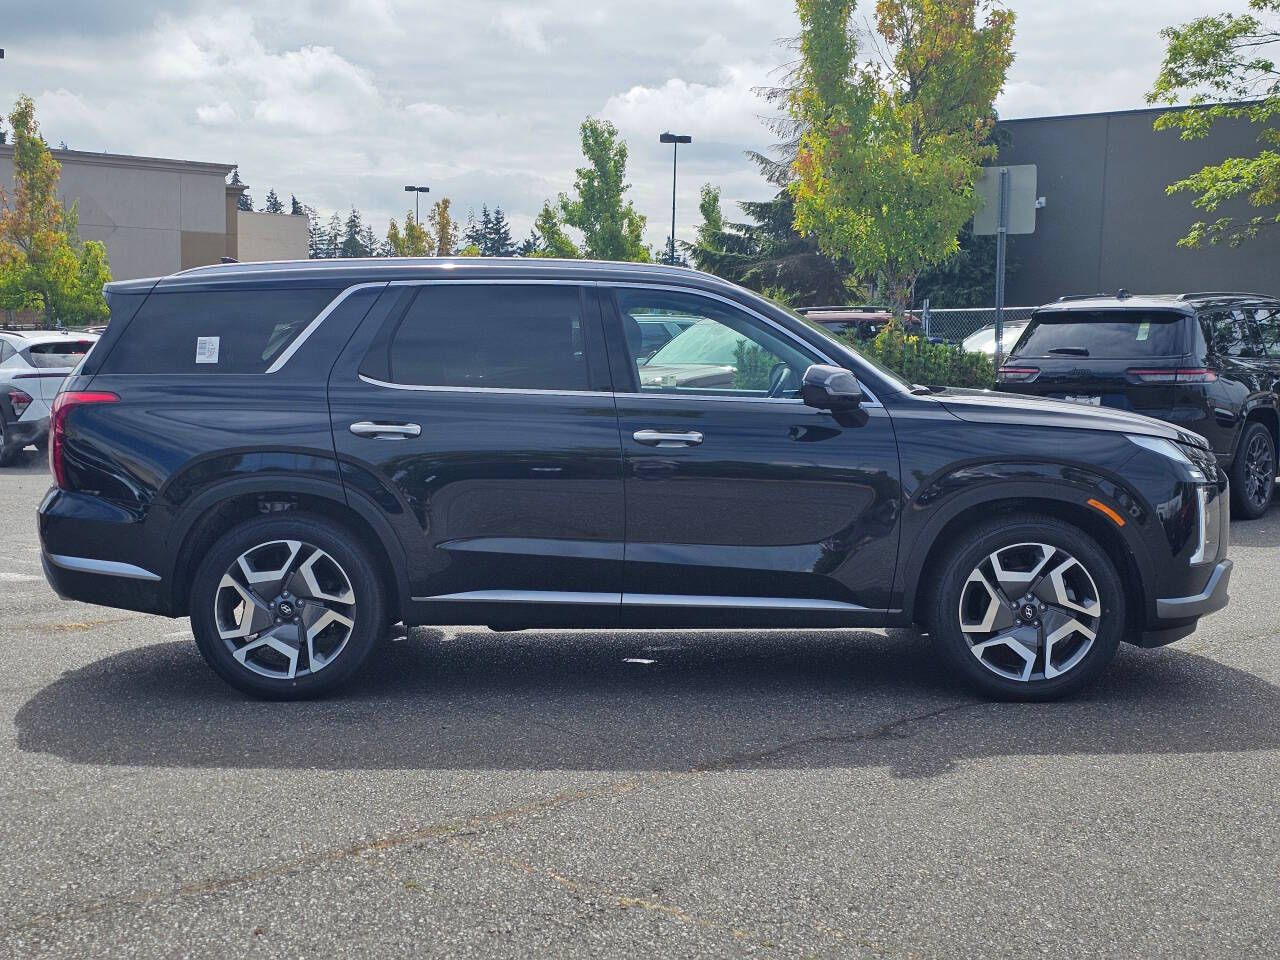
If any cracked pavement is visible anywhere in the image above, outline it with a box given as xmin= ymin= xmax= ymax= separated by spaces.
xmin=0 ymin=454 xmax=1277 ymax=958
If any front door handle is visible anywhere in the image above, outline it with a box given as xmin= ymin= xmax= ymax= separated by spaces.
xmin=632 ymin=429 xmax=703 ymax=447
xmin=349 ymin=421 xmax=421 ymax=439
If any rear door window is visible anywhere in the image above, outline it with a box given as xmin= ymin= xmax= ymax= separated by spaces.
xmin=97 ymin=288 xmax=338 ymax=374
xmin=1013 ymin=311 xmax=1185 ymax=359
xmin=1250 ymin=307 xmax=1280 ymax=359
xmin=1201 ymin=309 xmax=1263 ymax=359
xmin=362 ymin=284 xmax=592 ymax=391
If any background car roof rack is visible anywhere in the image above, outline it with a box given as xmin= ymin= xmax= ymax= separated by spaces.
xmin=1176 ymin=291 xmax=1268 ymax=301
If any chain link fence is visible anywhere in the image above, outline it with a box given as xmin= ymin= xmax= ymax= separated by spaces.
xmin=920 ymin=305 xmax=1039 ymax=346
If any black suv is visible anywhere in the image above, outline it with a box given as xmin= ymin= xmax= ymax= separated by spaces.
xmin=40 ymin=260 xmax=1231 ymax=701
xmin=998 ymin=292 xmax=1280 ymax=519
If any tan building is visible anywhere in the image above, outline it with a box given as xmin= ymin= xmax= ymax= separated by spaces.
xmin=0 ymin=146 xmax=308 ymax=280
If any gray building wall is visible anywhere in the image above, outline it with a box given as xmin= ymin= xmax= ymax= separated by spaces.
xmin=998 ymin=107 xmax=1278 ymax=305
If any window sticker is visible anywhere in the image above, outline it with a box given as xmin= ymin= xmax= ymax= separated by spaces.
xmin=195 ymin=336 xmax=220 ymax=364
xmin=1135 ymin=321 xmax=1150 ymax=342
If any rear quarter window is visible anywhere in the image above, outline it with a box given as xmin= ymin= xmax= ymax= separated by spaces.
xmin=1013 ymin=310 xmax=1186 ymax=359
xmin=24 ymin=340 xmax=96 ymax=368
xmin=97 ymin=288 xmax=338 ymax=374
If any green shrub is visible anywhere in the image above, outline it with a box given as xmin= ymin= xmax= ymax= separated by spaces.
xmin=845 ymin=318 xmax=994 ymax=389
xmin=732 ymin=340 xmax=777 ymax=390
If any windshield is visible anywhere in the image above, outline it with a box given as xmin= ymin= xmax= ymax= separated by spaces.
xmin=646 ymin=320 xmax=743 ymax=366
xmin=1013 ymin=311 xmax=1185 ymax=358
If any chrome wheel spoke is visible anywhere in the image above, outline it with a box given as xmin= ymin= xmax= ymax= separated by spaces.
xmin=959 ymin=541 xmax=1102 ymax=683
xmin=216 ymin=538 xmax=357 ymax=681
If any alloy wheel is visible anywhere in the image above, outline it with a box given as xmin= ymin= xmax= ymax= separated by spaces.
xmin=957 ymin=542 xmax=1102 ymax=683
xmin=214 ymin=539 xmax=357 ymax=680
xmin=1244 ymin=431 xmax=1274 ymax=511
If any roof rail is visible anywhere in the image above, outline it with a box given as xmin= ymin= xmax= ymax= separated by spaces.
xmin=1055 ymin=293 xmax=1107 ymax=302
xmin=794 ymin=304 xmax=893 ymax=314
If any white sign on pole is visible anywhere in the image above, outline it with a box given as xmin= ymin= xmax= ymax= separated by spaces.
xmin=974 ymin=164 xmax=1037 ymax=236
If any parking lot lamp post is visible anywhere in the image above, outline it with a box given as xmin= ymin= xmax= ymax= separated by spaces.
xmin=404 ymin=185 xmax=429 ymax=223
xmin=659 ymin=133 xmax=691 ymax=265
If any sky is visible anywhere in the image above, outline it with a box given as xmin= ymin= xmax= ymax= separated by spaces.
xmin=0 ymin=1 xmax=1256 ymax=252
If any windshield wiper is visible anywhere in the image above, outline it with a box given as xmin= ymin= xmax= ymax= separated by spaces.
xmin=1046 ymin=347 xmax=1090 ymax=356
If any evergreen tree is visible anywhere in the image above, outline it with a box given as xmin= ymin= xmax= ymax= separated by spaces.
xmin=324 ymin=212 xmax=343 ymax=259
xmin=464 ymin=205 xmax=493 ymax=252
xmin=230 ymin=169 xmax=254 ymax=212
xmin=360 ymin=223 xmax=378 ymax=258
xmin=304 ymin=206 xmax=325 ymax=259
xmin=290 ymin=194 xmax=304 ymax=216
xmin=340 ymin=208 xmax=367 ymax=258
xmin=488 ymin=207 xmax=516 ymax=256
xmin=263 ymin=188 xmax=284 ymax=214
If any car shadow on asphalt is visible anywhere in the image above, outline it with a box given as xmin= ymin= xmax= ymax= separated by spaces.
xmin=14 ymin=627 xmax=1280 ymax=777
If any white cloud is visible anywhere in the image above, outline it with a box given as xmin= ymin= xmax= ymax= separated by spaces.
xmin=492 ymin=6 xmax=550 ymax=53
xmin=195 ymin=102 xmax=237 ymax=126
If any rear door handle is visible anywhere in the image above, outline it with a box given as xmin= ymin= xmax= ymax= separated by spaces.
xmin=349 ymin=421 xmax=421 ymax=439
xmin=632 ymin=429 xmax=703 ymax=447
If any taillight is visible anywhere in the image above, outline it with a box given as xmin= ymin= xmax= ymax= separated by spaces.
xmin=7 ymin=389 xmax=32 ymax=419
xmin=49 ymin=391 xmax=118 ymax=489
xmin=1126 ymin=368 xmax=1219 ymax=384
xmin=998 ymin=366 xmax=1040 ymax=383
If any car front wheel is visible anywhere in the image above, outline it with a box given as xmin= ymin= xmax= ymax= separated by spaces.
xmin=925 ymin=514 xmax=1125 ymax=701
xmin=189 ymin=514 xmax=385 ymax=700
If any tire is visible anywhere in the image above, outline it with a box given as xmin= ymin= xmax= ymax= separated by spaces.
xmin=1229 ymin=420 xmax=1275 ymax=521
xmin=189 ymin=513 xmax=386 ymax=700
xmin=924 ymin=513 xmax=1125 ymax=702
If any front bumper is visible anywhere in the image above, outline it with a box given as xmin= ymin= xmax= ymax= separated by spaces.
xmin=1138 ymin=558 xmax=1232 ymax=647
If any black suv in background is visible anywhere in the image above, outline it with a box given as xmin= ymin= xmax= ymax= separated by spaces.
xmin=40 ymin=260 xmax=1231 ymax=702
xmin=998 ymin=292 xmax=1280 ymax=519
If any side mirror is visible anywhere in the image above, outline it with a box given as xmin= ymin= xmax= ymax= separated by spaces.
xmin=800 ymin=364 xmax=864 ymax=411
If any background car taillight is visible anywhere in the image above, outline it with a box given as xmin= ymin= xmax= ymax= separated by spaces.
xmin=49 ymin=391 xmax=118 ymax=489
xmin=997 ymin=366 xmax=1040 ymax=383
xmin=1126 ymin=367 xmax=1219 ymax=384
xmin=7 ymin=389 xmax=33 ymax=419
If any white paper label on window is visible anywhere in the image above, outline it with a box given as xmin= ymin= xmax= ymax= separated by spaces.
xmin=195 ymin=336 xmax=220 ymax=364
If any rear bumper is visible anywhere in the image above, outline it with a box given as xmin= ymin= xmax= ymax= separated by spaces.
xmin=5 ymin=415 xmax=47 ymax=447
xmin=41 ymin=551 xmax=169 ymax=615
xmin=1137 ymin=558 xmax=1232 ymax=648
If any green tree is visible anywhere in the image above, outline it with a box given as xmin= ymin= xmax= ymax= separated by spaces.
xmin=789 ymin=0 xmax=1015 ymax=317
xmin=230 ymin=169 xmax=253 ymax=211
xmin=385 ymin=210 xmax=433 ymax=256
xmin=525 ymin=200 xmax=581 ymax=258
xmin=685 ymin=182 xmax=859 ymax=306
xmin=0 ymin=95 xmax=111 ymax=327
xmin=289 ymin=194 xmax=303 ymax=216
xmin=559 ymin=118 xmax=650 ymax=262
xmin=489 ymin=207 xmax=516 ymax=256
xmin=323 ymin=212 xmax=343 ymax=259
xmin=339 ymin=208 xmax=367 ymax=258
xmin=1149 ymin=0 xmax=1280 ymax=247
xmin=263 ymin=188 xmax=284 ymax=214
xmin=427 ymin=197 xmax=459 ymax=255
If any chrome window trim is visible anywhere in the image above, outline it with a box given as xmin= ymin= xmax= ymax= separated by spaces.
xmin=358 ymin=374 xmax=613 ymax=398
xmin=415 ymin=590 xmax=621 ymax=604
xmin=265 ymin=282 xmax=388 ymax=374
xmin=283 ymin=276 xmax=882 ymax=406
xmin=48 ymin=554 xmax=161 ymax=582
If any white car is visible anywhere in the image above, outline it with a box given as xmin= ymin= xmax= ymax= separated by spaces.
xmin=961 ymin=318 xmax=1030 ymax=356
xmin=0 ymin=330 xmax=98 ymax=465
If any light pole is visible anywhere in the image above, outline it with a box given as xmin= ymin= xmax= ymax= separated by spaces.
xmin=403 ymin=184 xmax=429 ymax=222
xmin=659 ymin=132 xmax=691 ymax=265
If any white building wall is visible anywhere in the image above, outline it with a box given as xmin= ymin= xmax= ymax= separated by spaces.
xmin=235 ymin=210 xmax=309 ymax=263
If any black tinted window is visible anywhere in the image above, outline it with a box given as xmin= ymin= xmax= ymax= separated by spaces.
xmin=371 ymin=285 xmax=589 ymax=390
xmin=1201 ymin=309 xmax=1263 ymax=358
xmin=25 ymin=340 xmax=95 ymax=368
xmin=1013 ymin=311 xmax=1185 ymax=359
xmin=1254 ymin=308 xmax=1280 ymax=358
xmin=99 ymin=288 xmax=337 ymax=374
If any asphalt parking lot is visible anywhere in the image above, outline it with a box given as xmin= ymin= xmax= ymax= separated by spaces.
xmin=0 ymin=451 xmax=1277 ymax=959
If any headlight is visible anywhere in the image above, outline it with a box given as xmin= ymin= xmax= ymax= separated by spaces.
xmin=1127 ymin=434 xmax=1208 ymax=483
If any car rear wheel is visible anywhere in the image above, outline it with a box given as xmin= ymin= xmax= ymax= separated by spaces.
xmin=1229 ymin=421 xmax=1274 ymax=520
xmin=925 ymin=514 xmax=1125 ymax=701
xmin=189 ymin=514 xmax=385 ymax=700
xmin=0 ymin=422 xmax=22 ymax=466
